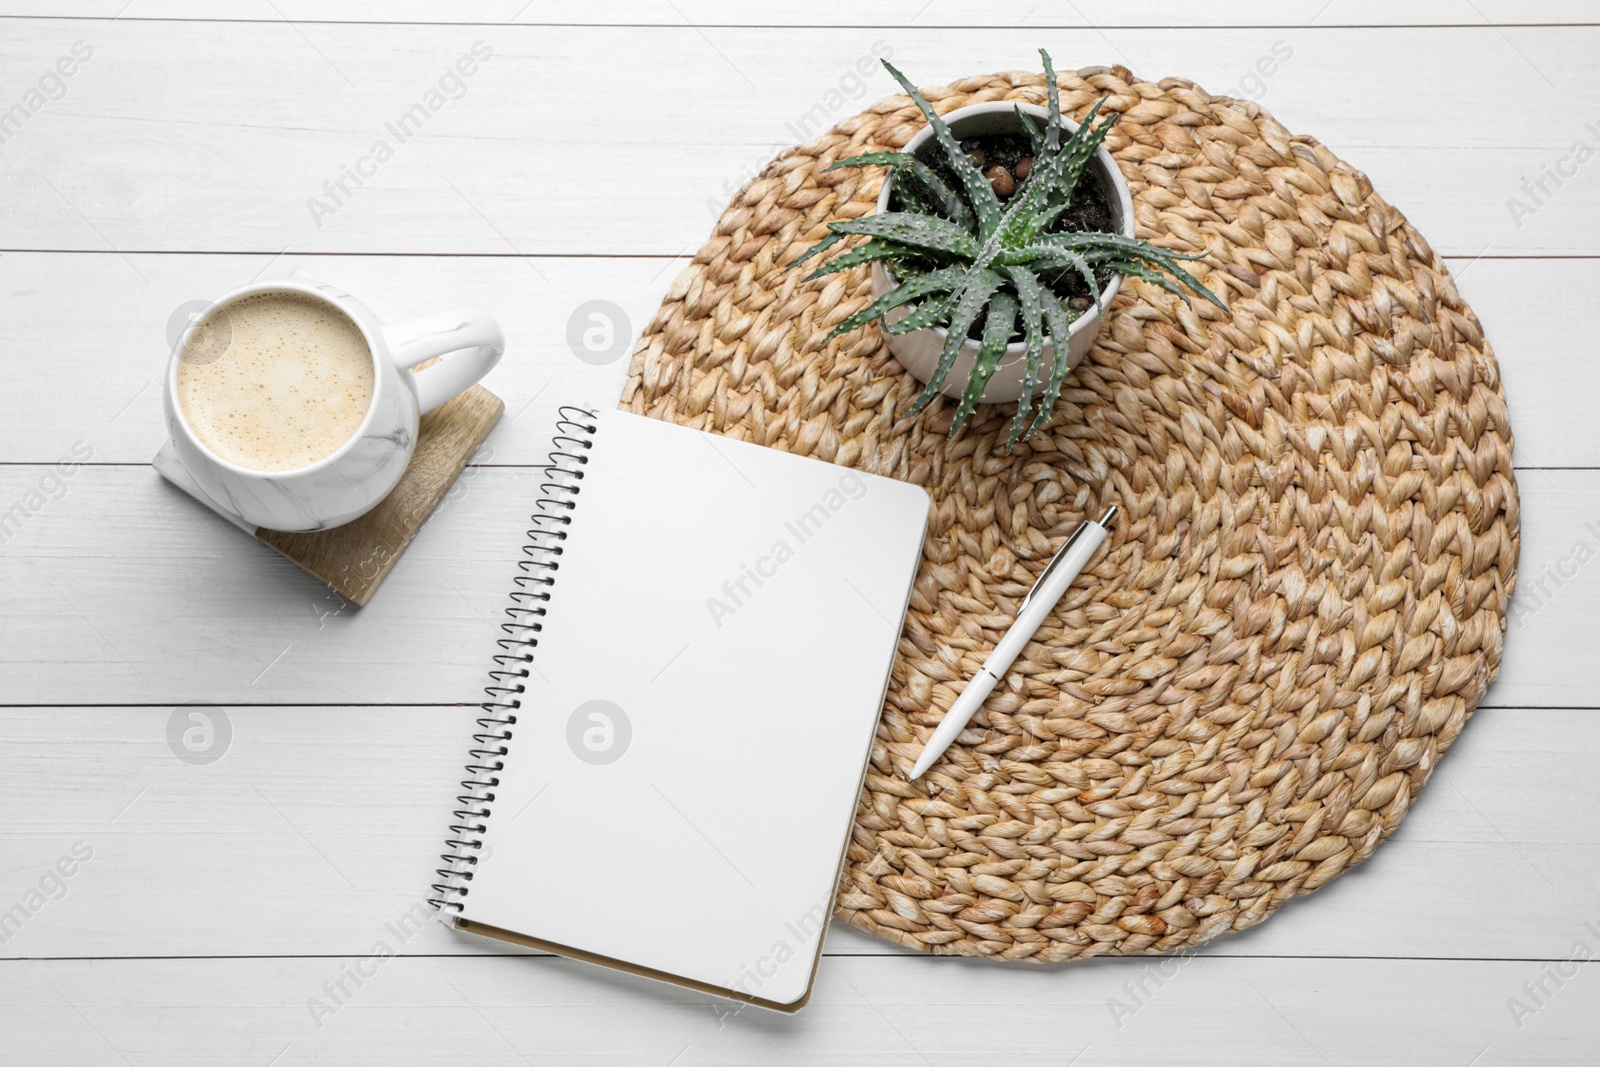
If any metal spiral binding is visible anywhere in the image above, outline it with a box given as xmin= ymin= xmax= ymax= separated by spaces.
xmin=429 ymin=405 xmax=599 ymax=912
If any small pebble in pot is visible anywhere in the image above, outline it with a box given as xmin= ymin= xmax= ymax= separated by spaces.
xmin=986 ymin=165 xmax=1015 ymax=197
xmin=966 ymin=147 xmax=987 ymax=167
xmin=1014 ymin=157 xmax=1033 ymax=180
xmin=1068 ymin=295 xmax=1094 ymax=311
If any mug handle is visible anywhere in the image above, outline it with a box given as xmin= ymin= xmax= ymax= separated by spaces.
xmin=384 ymin=311 xmax=505 ymax=415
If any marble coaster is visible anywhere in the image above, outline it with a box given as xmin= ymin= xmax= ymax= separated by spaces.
xmin=154 ymin=384 xmax=504 ymax=606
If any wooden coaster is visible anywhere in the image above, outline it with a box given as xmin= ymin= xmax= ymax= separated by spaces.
xmin=157 ymin=384 xmax=502 ymax=606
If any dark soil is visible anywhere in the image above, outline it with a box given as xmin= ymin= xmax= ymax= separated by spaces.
xmin=889 ymin=130 xmax=1120 ymax=342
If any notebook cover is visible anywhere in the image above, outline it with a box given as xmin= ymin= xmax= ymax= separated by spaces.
xmin=442 ymin=409 xmax=929 ymax=1009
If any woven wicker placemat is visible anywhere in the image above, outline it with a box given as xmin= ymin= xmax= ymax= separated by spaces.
xmin=621 ymin=65 xmax=1520 ymax=961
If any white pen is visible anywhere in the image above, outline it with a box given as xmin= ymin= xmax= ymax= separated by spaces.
xmin=909 ymin=505 xmax=1118 ymax=780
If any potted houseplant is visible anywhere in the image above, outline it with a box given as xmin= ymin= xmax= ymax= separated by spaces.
xmin=795 ymin=51 xmax=1227 ymax=448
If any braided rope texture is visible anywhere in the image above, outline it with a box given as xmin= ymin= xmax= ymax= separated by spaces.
xmin=621 ymin=66 xmax=1520 ymax=961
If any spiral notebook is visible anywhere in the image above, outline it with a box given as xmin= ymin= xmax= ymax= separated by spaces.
xmin=431 ymin=408 xmax=930 ymax=1011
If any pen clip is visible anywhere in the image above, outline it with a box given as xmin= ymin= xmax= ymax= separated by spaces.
xmin=1019 ymin=506 xmax=1118 ymax=613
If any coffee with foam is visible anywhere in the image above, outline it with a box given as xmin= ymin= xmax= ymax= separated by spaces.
xmin=176 ymin=291 xmax=375 ymax=472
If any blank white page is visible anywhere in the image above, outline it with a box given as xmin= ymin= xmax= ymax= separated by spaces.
xmin=458 ymin=410 xmax=929 ymax=1008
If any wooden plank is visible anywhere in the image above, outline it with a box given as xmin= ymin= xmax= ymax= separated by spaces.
xmin=0 ymin=465 xmax=1583 ymax=706
xmin=0 ymin=955 xmax=1593 ymax=1065
xmin=0 ymin=22 xmax=1594 ymax=256
xmin=0 ymin=705 xmax=1593 ymax=962
xmin=0 ymin=0 xmax=1592 ymax=27
xmin=0 ymin=251 xmax=1584 ymax=467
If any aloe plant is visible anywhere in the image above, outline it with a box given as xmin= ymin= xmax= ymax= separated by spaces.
xmin=794 ymin=50 xmax=1227 ymax=448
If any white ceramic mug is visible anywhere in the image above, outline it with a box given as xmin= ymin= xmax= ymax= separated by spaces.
xmin=162 ymin=272 xmax=504 ymax=532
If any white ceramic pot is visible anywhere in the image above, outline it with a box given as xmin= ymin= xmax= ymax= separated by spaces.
xmin=870 ymin=100 xmax=1135 ymax=404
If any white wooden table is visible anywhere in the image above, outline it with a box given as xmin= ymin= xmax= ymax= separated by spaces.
xmin=2 ymin=3 xmax=1596 ymax=1063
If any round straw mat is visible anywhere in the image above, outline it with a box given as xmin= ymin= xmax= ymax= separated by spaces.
xmin=621 ymin=65 xmax=1520 ymax=961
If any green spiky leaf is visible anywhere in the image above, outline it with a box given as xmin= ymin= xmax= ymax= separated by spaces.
xmin=1155 ymin=262 xmax=1227 ymax=310
xmin=827 ymin=212 xmax=982 ymax=258
xmin=828 ymin=264 xmax=969 ymax=339
xmin=825 ymin=150 xmax=975 ymax=231
xmin=1000 ymin=267 xmax=1048 ymax=452
xmin=995 ymin=125 xmax=1073 ymax=251
xmin=803 ymin=238 xmax=923 ymax=281
xmin=1027 ymin=229 xmax=1205 ymax=262
xmin=1000 ymin=233 xmax=1224 ymax=309
xmin=1061 ymin=233 xmax=1228 ymax=310
xmin=1028 ymin=246 xmax=1102 ymax=312
xmin=1101 ymin=256 xmax=1229 ymax=311
xmin=951 ymin=290 xmax=1019 ymax=435
xmin=905 ymin=269 xmax=1005 ymax=418
xmin=1015 ymin=106 xmax=1044 ymax=156
xmin=787 ymin=229 xmax=847 ymax=272
xmin=881 ymin=59 xmax=1005 ymax=240
xmin=1107 ymin=257 xmax=1227 ymax=311
xmin=994 ymin=92 xmax=1087 ymax=252
xmin=884 ymin=292 xmax=958 ymax=334
xmin=1026 ymin=286 xmax=1084 ymax=439
xmin=1056 ymin=98 xmax=1116 ymax=204
xmin=1101 ymin=257 xmax=1193 ymax=305
xmin=990 ymin=51 xmax=1084 ymax=252
xmin=1039 ymin=50 xmax=1064 ymax=153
